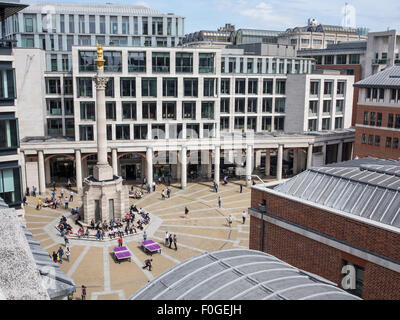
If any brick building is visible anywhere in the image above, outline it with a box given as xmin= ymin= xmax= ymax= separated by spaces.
xmin=249 ymin=157 xmax=400 ymax=300
xmin=354 ymin=66 xmax=400 ymax=160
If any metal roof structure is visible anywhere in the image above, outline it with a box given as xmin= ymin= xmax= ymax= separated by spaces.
xmin=22 ymin=2 xmax=176 ymax=16
xmin=274 ymin=157 xmax=400 ymax=229
xmin=130 ymin=249 xmax=360 ymax=300
xmin=354 ymin=66 xmax=400 ymax=88
xmin=0 ymin=1 xmax=28 ymax=21
xmin=297 ymin=41 xmax=366 ymax=55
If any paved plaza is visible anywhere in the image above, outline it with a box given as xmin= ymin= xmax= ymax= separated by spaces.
xmin=23 ymin=179 xmax=269 ymax=300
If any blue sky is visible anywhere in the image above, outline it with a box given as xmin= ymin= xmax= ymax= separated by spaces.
xmin=27 ymin=0 xmax=400 ymax=33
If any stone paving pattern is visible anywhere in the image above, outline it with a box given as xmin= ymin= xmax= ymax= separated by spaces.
xmin=23 ymin=180 xmax=269 ymax=300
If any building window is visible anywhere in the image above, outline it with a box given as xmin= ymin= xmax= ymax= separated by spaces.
xmin=176 ymin=53 xmax=193 ymax=73
xmin=128 ymin=52 xmax=146 ymax=72
xmin=248 ymin=98 xmax=257 ymax=113
xmin=142 ymin=78 xmax=157 ymax=97
xmin=105 ymin=78 xmax=114 ymax=97
xmin=370 ymin=112 xmax=376 ymax=126
xmin=368 ymin=135 xmax=373 ymax=145
xmin=122 ymin=17 xmax=129 ymax=35
xmin=322 ymin=118 xmax=331 ymax=130
xmin=104 ymin=51 xmax=122 ymax=72
xmin=186 ymin=124 xmax=199 ymax=138
xmin=169 ymin=124 xmax=183 ymax=139
xmin=162 ymin=102 xmax=177 ymax=119
xmin=47 ymin=118 xmax=63 ymax=136
xmin=335 ymin=117 xmax=343 ymax=129
xmin=79 ymin=125 xmax=94 ymax=141
xmin=349 ymin=54 xmax=360 ymax=64
xmin=377 ymin=113 xmax=382 ymax=127
xmin=152 ymin=124 xmax=166 ymax=139
xmin=0 ymin=167 xmax=22 ymax=206
xmin=80 ymin=102 xmax=95 ymax=120
xmin=363 ymin=112 xmax=369 ymax=125
xmin=235 ymin=98 xmax=245 ymax=113
xmin=199 ymin=53 xmax=214 ymax=73
xmin=308 ymin=119 xmax=317 ymax=131
xmin=220 ymin=98 xmax=230 ymax=113
xmin=46 ymin=78 xmax=61 ymax=94
xmin=337 ymin=81 xmax=346 ymax=95
xmin=235 ymin=79 xmax=245 ymax=94
xmin=262 ymin=98 xmax=272 ymax=113
xmin=274 ymin=117 xmax=285 ymax=131
xmin=65 ymin=119 xmax=74 ymax=138
xmin=221 ymin=78 xmax=230 ymax=94
xmin=309 ymin=101 xmax=318 ymax=115
xmin=122 ymin=102 xmax=137 ymax=120
xmin=99 ymin=16 xmax=105 ymax=34
xmin=0 ymin=119 xmax=19 ymax=150
xmin=63 ymin=78 xmax=73 ymax=95
xmin=64 ymin=99 xmax=74 ymax=115
xmin=152 ymin=52 xmax=170 ymax=73
xmin=120 ymin=78 xmax=136 ymax=97
xmin=203 ymin=123 xmax=215 ymax=138
xmin=342 ymin=261 xmax=364 ymax=298
xmin=388 ymin=114 xmax=394 ymax=128
xmin=77 ymin=78 xmax=92 ymax=97
xmin=263 ymin=79 xmax=273 ymax=94
xmin=336 ymin=100 xmax=344 ymax=114
xmin=183 ymin=78 xmax=198 ymax=97
xmin=325 ymin=55 xmax=334 ymax=64
xmin=21 ymin=35 xmax=34 ymax=48
xmin=361 ymin=134 xmax=367 ymax=144
xmin=220 ymin=117 xmax=230 ymax=131
xmin=201 ymin=101 xmax=214 ymax=119
xmin=203 ymin=78 xmax=215 ymax=97
xmin=183 ymin=102 xmax=196 ymax=119
xmin=324 ymin=82 xmax=333 ymax=95
xmin=275 ymin=98 xmax=285 ymax=113
xmin=68 ymin=15 xmax=74 ymax=33
xmin=106 ymin=102 xmax=116 ymax=120
xmin=262 ymin=117 xmax=272 ymax=131
xmin=234 ymin=117 xmax=245 ymax=130
xmin=323 ymin=100 xmax=331 ymax=114
xmin=228 ymin=58 xmax=236 ymax=73
xmin=276 ymin=80 xmax=286 ymax=94
xmin=310 ymin=81 xmax=319 ymax=95
xmin=116 ymin=125 xmax=130 ymax=140
xmin=46 ymin=99 xmax=62 ymax=115
xmin=142 ymin=102 xmax=157 ymax=120
xmin=393 ymin=138 xmax=399 ymax=149
xmin=378 ymin=88 xmax=385 ymax=100
xmin=248 ymin=79 xmax=258 ymax=94
xmin=386 ymin=137 xmax=392 ymax=148
xmin=162 ymin=78 xmax=178 ymax=97
xmin=134 ymin=125 xmax=148 ymax=140
xmin=375 ymin=135 xmax=381 ymax=146
xmin=336 ymin=55 xmax=347 ymax=64
xmin=396 ymin=115 xmax=400 ymax=129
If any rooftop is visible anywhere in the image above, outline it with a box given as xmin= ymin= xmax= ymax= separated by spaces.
xmin=273 ymin=157 xmax=400 ymax=230
xmin=354 ymin=66 xmax=400 ymax=88
xmin=130 ymin=249 xmax=360 ymax=300
xmin=297 ymin=40 xmax=367 ymax=55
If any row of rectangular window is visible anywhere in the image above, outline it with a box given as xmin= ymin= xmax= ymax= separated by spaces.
xmin=308 ymin=117 xmax=343 ymax=131
xmin=361 ymin=134 xmax=399 ymax=149
xmin=310 ymin=80 xmax=346 ymax=95
xmin=313 ymin=54 xmax=361 ymax=65
xmin=363 ymin=112 xmax=400 ymax=128
xmin=309 ymin=100 xmax=344 ymax=115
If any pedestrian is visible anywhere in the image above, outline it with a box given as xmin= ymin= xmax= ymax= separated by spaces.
xmin=184 ymin=206 xmax=189 ymax=218
xmin=143 ymin=259 xmax=152 ymax=271
xmin=65 ymin=247 xmax=70 ymax=262
xmin=23 ymin=195 xmax=27 ymax=206
xmin=32 ymin=185 xmax=37 ymax=197
xmin=52 ymin=251 xmax=58 ymax=263
xmin=242 ymin=211 xmax=247 ymax=224
xmin=118 ymin=236 xmax=123 ymax=247
xmin=69 ymin=190 xmax=74 ymax=202
xmin=161 ymin=190 xmax=165 ymax=200
xmin=228 ymin=215 xmax=233 ymax=228
xmin=60 ymin=188 xmax=64 ymax=198
xmin=52 ymin=181 xmax=56 ymax=192
xmin=173 ymin=234 xmax=177 ymax=250
xmin=240 ymin=184 xmax=243 ymax=193
xmin=52 ymin=191 xmax=56 ymax=199
xmin=167 ymin=188 xmax=171 ymax=199
xmin=143 ymin=231 xmax=147 ymax=241
xmin=218 ymin=196 xmax=222 ymax=208
xmin=37 ymin=198 xmax=42 ymax=210
xmin=142 ymin=177 xmax=147 ymax=189
xmin=67 ymin=179 xmax=71 ymax=190
xmin=168 ymin=177 xmax=171 ymax=186
xmin=64 ymin=196 xmax=69 ymax=209
xmin=81 ymin=285 xmax=87 ymax=300
xmin=215 ymin=183 xmax=218 ymax=193
xmin=57 ymin=246 xmax=64 ymax=264
xmin=168 ymin=234 xmax=173 ymax=248
xmin=152 ymin=181 xmax=156 ymax=192
xmin=64 ymin=235 xmax=69 ymax=246
xmin=164 ymin=231 xmax=169 ymax=245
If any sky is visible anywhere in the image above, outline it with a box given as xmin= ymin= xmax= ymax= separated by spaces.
xmin=26 ymin=0 xmax=400 ymax=33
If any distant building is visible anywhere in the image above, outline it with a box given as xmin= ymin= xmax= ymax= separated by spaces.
xmin=249 ymin=157 xmax=400 ymax=300
xmin=231 ymin=29 xmax=281 ymax=45
xmin=183 ymin=23 xmax=234 ymax=47
xmin=354 ymin=65 xmax=400 ymax=160
xmin=278 ymin=18 xmax=368 ymax=50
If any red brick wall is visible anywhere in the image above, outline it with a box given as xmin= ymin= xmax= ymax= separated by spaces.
xmin=250 ymin=189 xmax=400 ymax=300
xmin=316 ymin=64 xmax=361 ymax=127
xmin=354 ymin=104 xmax=400 ymax=159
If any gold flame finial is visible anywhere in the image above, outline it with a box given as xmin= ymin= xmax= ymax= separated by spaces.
xmin=95 ymin=43 xmax=105 ymax=71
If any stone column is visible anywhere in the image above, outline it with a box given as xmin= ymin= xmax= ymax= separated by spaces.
xmin=277 ymin=144 xmax=283 ymax=181
xmin=322 ymin=143 xmax=327 ymax=165
xmin=214 ymin=146 xmax=220 ymax=185
xmin=75 ymin=150 xmax=83 ymax=192
xmin=20 ymin=151 xmax=27 ymax=192
xmin=207 ymin=151 xmax=212 ymax=179
xmin=45 ymin=159 xmax=51 ymax=185
xmin=246 ymin=145 xmax=253 ymax=187
xmin=350 ymin=142 xmax=355 ymax=160
xmin=146 ymin=147 xmax=153 ymax=191
xmin=265 ymin=150 xmax=271 ymax=176
xmin=112 ymin=149 xmax=118 ymax=176
xmin=293 ymin=149 xmax=298 ymax=175
xmin=38 ymin=150 xmax=46 ymax=195
xmin=337 ymin=141 xmax=343 ymax=163
xmin=307 ymin=144 xmax=313 ymax=169
xmin=181 ymin=146 xmax=187 ymax=189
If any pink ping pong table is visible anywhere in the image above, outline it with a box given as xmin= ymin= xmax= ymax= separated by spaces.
xmin=113 ymin=246 xmax=132 ymax=263
xmin=141 ymin=240 xmax=162 ymax=255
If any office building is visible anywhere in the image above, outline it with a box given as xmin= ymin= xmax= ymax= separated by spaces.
xmin=249 ymin=157 xmax=400 ymax=300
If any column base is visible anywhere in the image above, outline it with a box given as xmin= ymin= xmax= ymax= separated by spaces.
xmin=93 ymin=164 xmax=114 ymax=182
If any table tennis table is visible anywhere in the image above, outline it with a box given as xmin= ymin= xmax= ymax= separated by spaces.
xmin=113 ymin=246 xmax=132 ymax=263
xmin=141 ymin=240 xmax=162 ymax=255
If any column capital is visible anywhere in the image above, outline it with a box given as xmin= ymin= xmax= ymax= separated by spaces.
xmin=93 ymin=76 xmax=109 ymax=89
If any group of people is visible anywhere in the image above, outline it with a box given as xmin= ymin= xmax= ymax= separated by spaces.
xmin=164 ymin=231 xmax=178 ymax=250
xmin=35 ymin=188 xmax=75 ymax=211
xmin=52 ymin=245 xmax=71 ymax=264
xmin=161 ymin=188 xmax=172 ymax=200
xmin=129 ymin=186 xmax=143 ymax=199
xmin=142 ymin=175 xmax=172 ymax=194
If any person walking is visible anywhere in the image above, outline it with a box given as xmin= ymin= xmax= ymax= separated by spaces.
xmin=57 ymin=246 xmax=64 ymax=264
xmin=52 ymin=181 xmax=56 ymax=192
xmin=52 ymin=251 xmax=58 ymax=263
xmin=143 ymin=231 xmax=147 ymax=242
xmin=240 ymin=184 xmax=243 ymax=193
xmin=173 ymin=234 xmax=177 ymax=250
xmin=215 ymin=183 xmax=218 ymax=193
xmin=69 ymin=190 xmax=74 ymax=202
xmin=168 ymin=234 xmax=173 ymax=249
xmin=37 ymin=198 xmax=42 ymax=210
xmin=152 ymin=181 xmax=156 ymax=192
xmin=67 ymin=179 xmax=71 ymax=190
xmin=65 ymin=247 xmax=70 ymax=262
xmin=242 ymin=211 xmax=247 ymax=224
xmin=118 ymin=236 xmax=123 ymax=247
xmin=184 ymin=207 xmax=189 ymax=218
xmin=218 ymin=196 xmax=222 ymax=208
xmin=164 ymin=231 xmax=169 ymax=245
xmin=167 ymin=188 xmax=171 ymax=199
xmin=64 ymin=196 xmax=69 ymax=209
xmin=32 ymin=186 xmax=37 ymax=197
xmin=81 ymin=285 xmax=87 ymax=300
xmin=228 ymin=215 xmax=233 ymax=228
xmin=64 ymin=235 xmax=69 ymax=247
xmin=60 ymin=188 xmax=64 ymax=199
